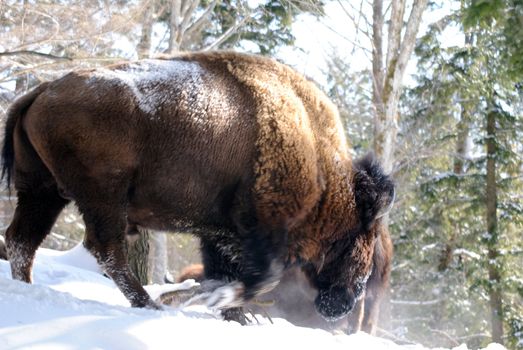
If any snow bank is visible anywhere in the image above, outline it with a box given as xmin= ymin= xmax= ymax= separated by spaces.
xmin=0 ymin=246 xmax=506 ymax=350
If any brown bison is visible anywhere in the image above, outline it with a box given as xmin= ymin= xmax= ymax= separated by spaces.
xmin=2 ymin=51 xmax=394 ymax=321
xmin=177 ymin=208 xmax=393 ymax=333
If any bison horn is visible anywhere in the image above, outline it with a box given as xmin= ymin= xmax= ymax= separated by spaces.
xmin=376 ymin=187 xmax=395 ymax=219
xmin=317 ymin=253 xmax=326 ymax=274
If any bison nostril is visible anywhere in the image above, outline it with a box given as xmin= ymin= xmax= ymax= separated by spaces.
xmin=314 ymin=287 xmax=354 ymax=322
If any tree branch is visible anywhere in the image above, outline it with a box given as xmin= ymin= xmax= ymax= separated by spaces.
xmin=202 ymin=15 xmax=250 ymax=51
xmin=180 ymin=0 xmax=199 ymax=34
xmin=390 ymin=0 xmax=428 ymax=100
xmin=0 ymin=50 xmax=72 ymax=61
xmin=185 ymin=0 xmax=218 ymax=38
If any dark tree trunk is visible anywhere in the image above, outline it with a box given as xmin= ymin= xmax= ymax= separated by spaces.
xmin=454 ymin=33 xmax=473 ymax=175
xmin=486 ymin=108 xmax=503 ymax=344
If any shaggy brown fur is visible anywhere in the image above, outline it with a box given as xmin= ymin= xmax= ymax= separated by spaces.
xmin=2 ymin=51 xmax=393 ymax=320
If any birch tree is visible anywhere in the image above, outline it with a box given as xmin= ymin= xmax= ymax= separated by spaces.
xmin=166 ymin=0 xmax=219 ymax=53
xmin=371 ymin=0 xmax=429 ymax=173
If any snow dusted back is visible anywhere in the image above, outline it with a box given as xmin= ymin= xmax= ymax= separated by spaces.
xmin=0 ymin=245 xmax=506 ymax=350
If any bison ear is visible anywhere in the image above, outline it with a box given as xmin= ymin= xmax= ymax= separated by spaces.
xmin=352 ymin=153 xmax=395 ymax=230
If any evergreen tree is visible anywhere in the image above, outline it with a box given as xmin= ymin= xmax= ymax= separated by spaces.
xmin=391 ymin=1 xmax=523 ymax=346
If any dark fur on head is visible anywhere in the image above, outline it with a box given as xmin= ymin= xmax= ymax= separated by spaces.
xmin=300 ymin=154 xmax=395 ymax=322
xmin=353 ymin=153 xmax=395 ymax=231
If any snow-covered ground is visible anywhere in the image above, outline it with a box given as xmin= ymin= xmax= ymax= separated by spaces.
xmin=0 ymin=245 xmax=506 ymax=350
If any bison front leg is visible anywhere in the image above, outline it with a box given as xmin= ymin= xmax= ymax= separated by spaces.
xmin=238 ymin=227 xmax=286 ymax=300
xmin=200 ymin=237 xmax=247 ymax=324
xmin=204 ymin=226 xmax=286 ymax=312
xmin=80 ymin=201 xmax=158 ymax=309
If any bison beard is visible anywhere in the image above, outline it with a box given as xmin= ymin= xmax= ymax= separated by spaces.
xmin=1 ymin=51 xmax=394 ymax=322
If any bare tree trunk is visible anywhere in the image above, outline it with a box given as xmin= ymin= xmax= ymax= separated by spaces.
xmin=149 ymin=232 xmax=168 ymax=284
xmin=166 ymin=0 xmax=219 ymax=53
xmin=372 ymin=0 xmax=428 ymax=173
xmin=369 ymin=0 xmax=428 ymax=335
xmin=168 ymin=0 xmax=182 ymax=53
xmin=14 ymin=0 xmax=29 ymax=95
xmin=486 ymin=107 xmax=504 ymax=344
xmin=372 ymin=0 xmax=384 ymax=141
xmin=167 ymin=0 xmax=202 ymax=53
xmin=137 ymin=0 xmax=155 ymax=59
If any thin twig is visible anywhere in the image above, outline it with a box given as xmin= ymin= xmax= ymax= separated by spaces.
xmin=428 ymin=328 xmax=460 ymax=347
xmin=374 ymin=326 xmax=418 ymax=345
xmin=260 ymin=308 xmax=274 ymax=324
xmin=248 ymin=310 xmax=260 ymax=324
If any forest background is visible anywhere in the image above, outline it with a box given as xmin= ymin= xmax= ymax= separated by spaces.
xmin=0 ymin=0 xmax=521 ymax=349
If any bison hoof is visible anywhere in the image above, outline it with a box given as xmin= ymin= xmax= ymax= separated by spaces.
xmin=222 ymin=307 xmax=249 ymax=325
xmin=131 ymin=297 xmax=163 ymax=310
xmin=206 ymin=281 xmax=245 ymax=309
xmin=146 ymin=301 xmax=163 ymax=310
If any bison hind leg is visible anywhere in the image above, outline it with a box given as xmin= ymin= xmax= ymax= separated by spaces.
xmin=6 ymin=185 xmax=69 ymax=282
xmin=81 ymin=205 xmax=159 ymax=309
xmin=70 ymin=179 xmax=159 ymax=309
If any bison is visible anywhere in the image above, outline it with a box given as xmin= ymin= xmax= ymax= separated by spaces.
xmin=2 ymin=51 xmax=394 ymax=321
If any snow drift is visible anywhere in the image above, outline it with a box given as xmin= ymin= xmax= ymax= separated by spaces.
xmin=0 ymin=245 xmax=506 ymax=350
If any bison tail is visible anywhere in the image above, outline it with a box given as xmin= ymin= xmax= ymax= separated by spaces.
xmin=1 ymin=83 xmax=49 ymax=191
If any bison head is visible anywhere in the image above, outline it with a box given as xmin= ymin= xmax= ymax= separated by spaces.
xmin=305 ymin=154 xmax=394 ymax=321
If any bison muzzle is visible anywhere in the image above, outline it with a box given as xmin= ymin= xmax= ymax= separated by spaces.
xmin=1 ymin=51 xmax=394 ymax=321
